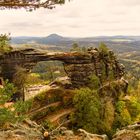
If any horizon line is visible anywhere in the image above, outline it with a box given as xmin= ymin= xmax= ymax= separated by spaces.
xmin=11 ymin=34 xmax=140 ymax=38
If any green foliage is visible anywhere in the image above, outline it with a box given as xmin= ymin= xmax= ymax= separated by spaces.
xmin=0 ymin=81 xmax=33 ymax=128
xmin=0 ymin=34 xmax=12 ymax=53
xmin=108 ymin=70 xmax=115 ymax=81
xmin=98 ymin=42 xmax=109 ymax=56
xmin=32 ymin=61 xmax=66 ymax=82
xmin=0 ymin=108 xmax=16 ymax=127
xmin=73 ymin=88 xmax=101 ymax=133
xmin=114 ymin=101 xmax=132 ymax=128
xmin=98 ymin=43 xmax=116 ymax=83
xmin=126 ymin=97 xmax=140 ymax=121
xmin=35 ymin=92 xmax=46 ymax=101
xmin=26 ymin=73 xmax=44 ymax=85
xmin=81 ymin=46 xmax=87 ymax=52
xmin=72 ymin=83 xmax=140 ymax=136
xmin=101 ymin=100 xmax=115 ymax=133
xmin=116 ymin=101 xmax=126 ymax=113
xmin=100 ymin=61 xmax=107 ymax=82
xmin=88 ymin=74 xmax=100 ymax=89
xmin=70 ymin=43 xmax=81 ymax=52
xmin=41 ymin=120 xmax=55 ymax=131
xmin=70 ymin=43 xmax=88 ymax=53
xmin=14 ymin=100 xmax=32 ymax=114
xmin=0 ymin=81 xmax=16 ymax=127
xmin=0 ymin=80 xmax=16 ymax=104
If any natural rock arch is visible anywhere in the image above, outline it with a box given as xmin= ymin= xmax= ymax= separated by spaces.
xmin=0 ymin=48 xmax=125 ymax=87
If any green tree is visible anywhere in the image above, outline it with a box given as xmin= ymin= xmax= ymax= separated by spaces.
xmin=81 ymin=46 xmax=87 ymax=52
xmin=98 ymin=42 xmax=109 ymax=56
xmin=88 ymin=74 xmax=100 ymax=89
xmin=98 ymin=43 xmax=112 ymax=82
xmin=13 ymin=66 xmax=28 ymax=101
xmin=73 ymin=88 xmax=101 ymax=133
xmin=0 ymin=34 xmax=12 ymax=54
xmin=70 ymin=43 xmax=81 ymax=52
xmin=114 ymin=101 xmax=132 ymax=128
xmin=126 ymin=97 xmax=140 ymax=121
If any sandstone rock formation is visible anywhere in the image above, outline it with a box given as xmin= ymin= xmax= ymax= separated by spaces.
xmin=48 ymin=127 xmax=108 ymax=140
xmin=0 ymin=48 xmax=125 ymax=87
xmin=0 ymin=119 xmax=44 ymax=140
xmin=113 ymin=123 xmax=140 ymax=140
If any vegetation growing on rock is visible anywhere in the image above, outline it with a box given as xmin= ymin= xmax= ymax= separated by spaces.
xmin=0 ymin=34 xmax=12 ymax=54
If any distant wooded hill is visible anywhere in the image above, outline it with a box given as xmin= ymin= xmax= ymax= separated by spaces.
xmin=11 ymin=34 xmax=140 ymax=53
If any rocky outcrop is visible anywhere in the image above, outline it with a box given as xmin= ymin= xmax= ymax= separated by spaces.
xmin=47 ymin=127 xmax=108 ymax=140
xmin=0 ymin=48 xmax=125 ymax=87
xmin=0 ymin=120 xmax=109 ymax=140
xmin=113 ymin=123 xmax=140 ymax=140
xmin=64 ymin=50 xmax=125 ymax=87
xmin=0 ymin=119 xmax=44 ymax=140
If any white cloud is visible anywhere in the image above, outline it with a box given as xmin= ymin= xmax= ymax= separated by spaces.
xmin=0 ymin=0 xmax=140 ymax=37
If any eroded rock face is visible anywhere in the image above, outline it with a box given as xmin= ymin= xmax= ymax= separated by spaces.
xmin=112 ymin=123 xmax=140 ymax=140
xmin=0 ymin=48 xmax=125 ymax=87
xmin=63 ymin=49 xmax=125 ymax=87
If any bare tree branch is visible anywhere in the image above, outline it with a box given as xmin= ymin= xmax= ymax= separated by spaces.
xmin=0 ymin=0 xmax=69 ymax=10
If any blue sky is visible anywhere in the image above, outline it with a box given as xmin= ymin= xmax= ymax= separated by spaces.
xmin=0 ymin=0 xmax=140 ymax=37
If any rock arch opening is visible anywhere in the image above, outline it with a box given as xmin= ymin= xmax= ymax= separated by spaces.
xmin=32 ymin=60 xmax=67 ymax=83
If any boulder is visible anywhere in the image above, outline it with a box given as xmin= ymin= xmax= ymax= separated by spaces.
xmin=78 ymin=129 xmax=108 ymax=140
